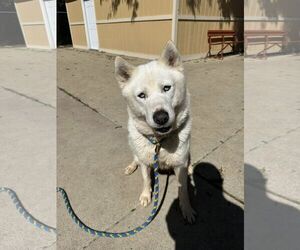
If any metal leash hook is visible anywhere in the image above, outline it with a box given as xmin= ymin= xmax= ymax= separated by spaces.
xmin=155 ymin=142 xmax=161 ymax=154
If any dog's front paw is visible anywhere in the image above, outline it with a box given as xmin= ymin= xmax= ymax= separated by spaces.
xmin=139 ymin=190 xmax=152 ymax=207
xmin=124 ymin=163 xmax=138 ymax=175
xmin=180 ymin=204 xmax=197 ymax=224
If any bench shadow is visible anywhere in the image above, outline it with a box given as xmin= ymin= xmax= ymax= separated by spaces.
xmin=245 ymin=164 xmax=300 ymax=249
xmin=166 ymin=162 xmax=244 ymax=250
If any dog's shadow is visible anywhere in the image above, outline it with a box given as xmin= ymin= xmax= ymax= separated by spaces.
xmin=166 ymin=162 xmax=244 ymax=250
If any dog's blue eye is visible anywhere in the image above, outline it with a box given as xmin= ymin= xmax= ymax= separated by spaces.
xmin=138 ymin=92 xmax=146 ymax=99
xmin=163 ymin=85 xmax=171 ymax=92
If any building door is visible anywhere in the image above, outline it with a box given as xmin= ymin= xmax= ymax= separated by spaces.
xmin=43 ymin=0 xmax=56 ymax=48
xmin=83 ymin=0 xmax=99 ymax=50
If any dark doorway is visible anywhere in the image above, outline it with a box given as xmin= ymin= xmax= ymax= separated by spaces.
xmin=57 ymin=0 xmax=72 ymax=47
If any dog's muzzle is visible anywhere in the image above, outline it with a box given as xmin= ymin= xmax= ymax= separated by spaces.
xmin=152 ymin=110 xmax=172 ymax=134
xmin=153 ymin=110 xmax=169 ymax=126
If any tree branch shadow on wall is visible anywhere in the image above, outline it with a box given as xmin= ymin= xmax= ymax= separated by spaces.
xmin=99 ymin=0 xmax=139 ymax=20
xmin=186 ymin=0 xmax=244 ymax=52
xmin=253 ymin=0 xmax=300 ymax=52
xmin=166 ymin=162 xmax=244 ymax=250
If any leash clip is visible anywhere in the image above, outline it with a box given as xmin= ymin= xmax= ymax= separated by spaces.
xmin=155 ymin=143 xmax=161 ymax=154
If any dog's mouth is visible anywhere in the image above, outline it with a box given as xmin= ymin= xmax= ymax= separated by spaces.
xmin=154 ymin=126 xmax=172 ymax=134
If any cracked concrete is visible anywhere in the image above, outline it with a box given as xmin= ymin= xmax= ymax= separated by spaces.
xmin=245 ymin=55 xmax=300 ymax=249
xmin=0 ymin=48 xmax=56 ymax=249
xmin=247 ymin=125 xmax=300 ymax=153
xmin=1 ymin=86 xmax=55 ymax=109
xmin=57 ymin=49 xmax=243 ymax=249
xmin=0 ymin=47 xmax=244 ymax=249
xmin=245 ymin=55 xmax=300 ymax=205
xmin=1 ymin=45 xmax=299 ymax=249
xmin=57 ymin=86 xmax=120 ymax=128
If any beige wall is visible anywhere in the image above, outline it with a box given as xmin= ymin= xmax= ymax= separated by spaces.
xmin=177 ymin=20 xmax=236 ymax=56
xmin=14 ymin=0 xmax=50 ymax=48
xmin=65 ymin=0 xmax=88 ymax=49
xmin=245 ymin=0 xmax=262 ymax=17
xmin=22 ymin=25 xmax=49 ymax=48
xmin=66 ymin=0 xmax=85 ymax=22
xmin=94 ymin=0 xmax=173 ymax=20
xmin=177 ymin=0 xmax=243 ymax=56
xmin=245 ymin=21 xmax=284 ymax=31
xmin=98 ymin=21 xmax=172 ymax=56
xmin=94 ymin=0 xmax=173 ymax=56
xmin=179 ymin=0 xmax=229 ymax=17
xmin=246 ymin=0 xmax=300 ymax=46
xmin=245 ymin=0 xmax=283 ymax=31
xmin=244 ymin=0 xmax=287 ymax=55
xmin=15 ymin=0 xmax=44 ymax=22
xmin=67 ymin=0 xmax=246 ymax=58
xmin=69 ymin=25 xmax=88 ymax=49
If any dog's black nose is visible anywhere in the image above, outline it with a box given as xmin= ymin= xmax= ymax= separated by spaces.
xmin=153 ymin=110 xmax=169 ymax=126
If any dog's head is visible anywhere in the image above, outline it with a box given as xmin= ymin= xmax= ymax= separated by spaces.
xmin=115 ymin=41 xmax=188 ymax=136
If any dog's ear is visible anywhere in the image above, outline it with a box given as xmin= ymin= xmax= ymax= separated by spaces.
xmin=159 ymin=40 xmax=182 ymax=70
xmin=115 ymin=56 xmax=135 ymax=88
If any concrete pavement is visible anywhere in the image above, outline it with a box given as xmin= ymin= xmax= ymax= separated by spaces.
xmin=0 ymin=48 xmax=56 ymax=249
xmin=57 ymin=49 xmax=244 ymax=249
xmin=1 ymin=47 xmax=299 ymax=250
xmin=244 ymin=55 xmax=300 ymax=249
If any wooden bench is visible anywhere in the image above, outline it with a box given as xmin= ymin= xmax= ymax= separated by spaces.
xmin=207 ymin=30 xmax=237 ymax=59
xmin=244 ymin=30 xmax=288 ymax=57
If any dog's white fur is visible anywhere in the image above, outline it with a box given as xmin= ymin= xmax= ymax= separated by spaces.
xmin=115 ymin=41 xmax=196 ymax=223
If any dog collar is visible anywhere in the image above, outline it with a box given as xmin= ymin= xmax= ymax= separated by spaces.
xmin=145 ymin=135 xmax=160 ymax=145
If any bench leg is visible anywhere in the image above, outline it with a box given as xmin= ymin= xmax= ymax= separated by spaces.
xmin=244 ymin=36 xmax=248 ymax=56
xmin=207 ymin=37 xmax=212 ymax=58
xmin=222 ymin=35 xmax=225 ymax=59
xmin=216 ymin=43 xmax=230 ymax=59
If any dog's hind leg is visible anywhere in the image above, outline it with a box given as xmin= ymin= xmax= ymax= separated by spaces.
xmin=124 ymin=156 xmax=139 ymax=175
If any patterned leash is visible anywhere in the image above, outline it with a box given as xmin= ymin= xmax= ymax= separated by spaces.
xmin=0 ymin=187 xmax=56 ymax=233
xmin=1 ymin=138 xmax=162 ymax=238
xmin=57 ymin=139 xmax=161 ymax=238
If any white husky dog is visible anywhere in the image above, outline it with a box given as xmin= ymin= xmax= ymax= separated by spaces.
xmin=115 ymin=41 xmax=196 ymax=223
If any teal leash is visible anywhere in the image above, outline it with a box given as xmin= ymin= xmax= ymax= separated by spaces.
xmin=1 ymin=138 xmax=162 ymax=238
xmin=57 ymin=139 xmax=162 ymax=238
xmin=0 ymin=187 xmax=56 ymax=233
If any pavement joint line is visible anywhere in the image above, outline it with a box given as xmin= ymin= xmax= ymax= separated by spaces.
xmin=246 ymin=182 xmax=300 ymax=206
xmin=1 ymin=86 xmax=55 ymax=109
xmin=82 ymin=176 xmax=175 ymax=248
xmin=191 ymin=127 xmax=244 ymax=205
xmin=81 ymin=204 xmax=141 ymax=249
xmin=41 ymin=241 xmax=56 ymax=249
xmin=193 ymin=126 xmax=243 ymax=164
xmin=59 ymin=86 xmax=245 ymax=242
xmin=246 ymin=125 xmax=300 ymax=154
xmin=194 ymin=172 xmax=244 ymax=205
xmin=84 ymin=168 xmax=245 ymax=249
xmin=58 ymin=86 xmax=121 ymax=128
